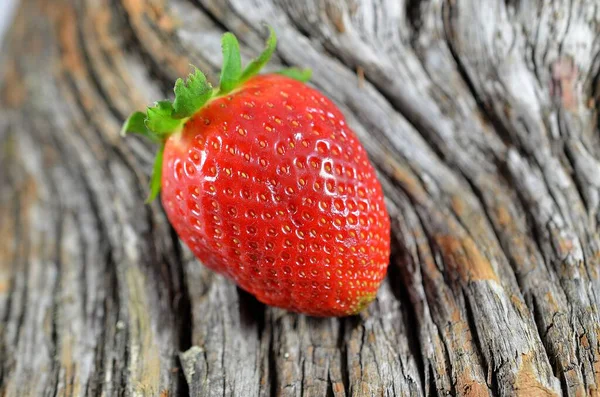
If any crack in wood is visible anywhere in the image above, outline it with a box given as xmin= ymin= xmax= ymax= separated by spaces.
xmin=2 ymin=0 xmax=600 ymax=395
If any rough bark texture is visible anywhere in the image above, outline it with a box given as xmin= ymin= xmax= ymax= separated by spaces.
xmin=1 ymin=0 xmax=599 ymax=396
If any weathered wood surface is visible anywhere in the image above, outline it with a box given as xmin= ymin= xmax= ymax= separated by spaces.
xmin=1 ymin=0 xmax=599 ymax=395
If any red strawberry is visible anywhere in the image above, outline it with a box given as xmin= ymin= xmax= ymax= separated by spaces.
xmin=122 ymin=27 xmax=390 ymax=316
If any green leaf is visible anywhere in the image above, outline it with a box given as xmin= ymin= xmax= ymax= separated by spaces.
xmin=146 ymin=101 xmax=182 ymax=135
xmin=172 ymin=67 xmax=213 ymax=119
xmin=121 ymin=111 xmax=149 ymax=135
xmin=121 ymin=111 xmax=161 ymax=142
xmin=219 ymin=32 xmax=243 ymax=94
xmin=240 ymin=26 xmax=277 ymax=83
xmin=276 ymin=67 xmax=312 ymax=83
xmin=146 ymin=143 xmax=165 ymax=202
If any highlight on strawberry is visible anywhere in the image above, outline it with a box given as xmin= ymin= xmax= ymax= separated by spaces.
xmin=121 ymin=26 xmax=391 ymax=317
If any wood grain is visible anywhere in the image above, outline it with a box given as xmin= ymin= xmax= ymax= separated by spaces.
xmin=1 ymin=0 xmax=599 ymax=395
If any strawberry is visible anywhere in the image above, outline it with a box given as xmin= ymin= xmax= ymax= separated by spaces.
xmin=122 ymin=27 xmax=390 ymax=316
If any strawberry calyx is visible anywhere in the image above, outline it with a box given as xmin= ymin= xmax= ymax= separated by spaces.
xmin=121 ymin=26 xmax=311 ymax=202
